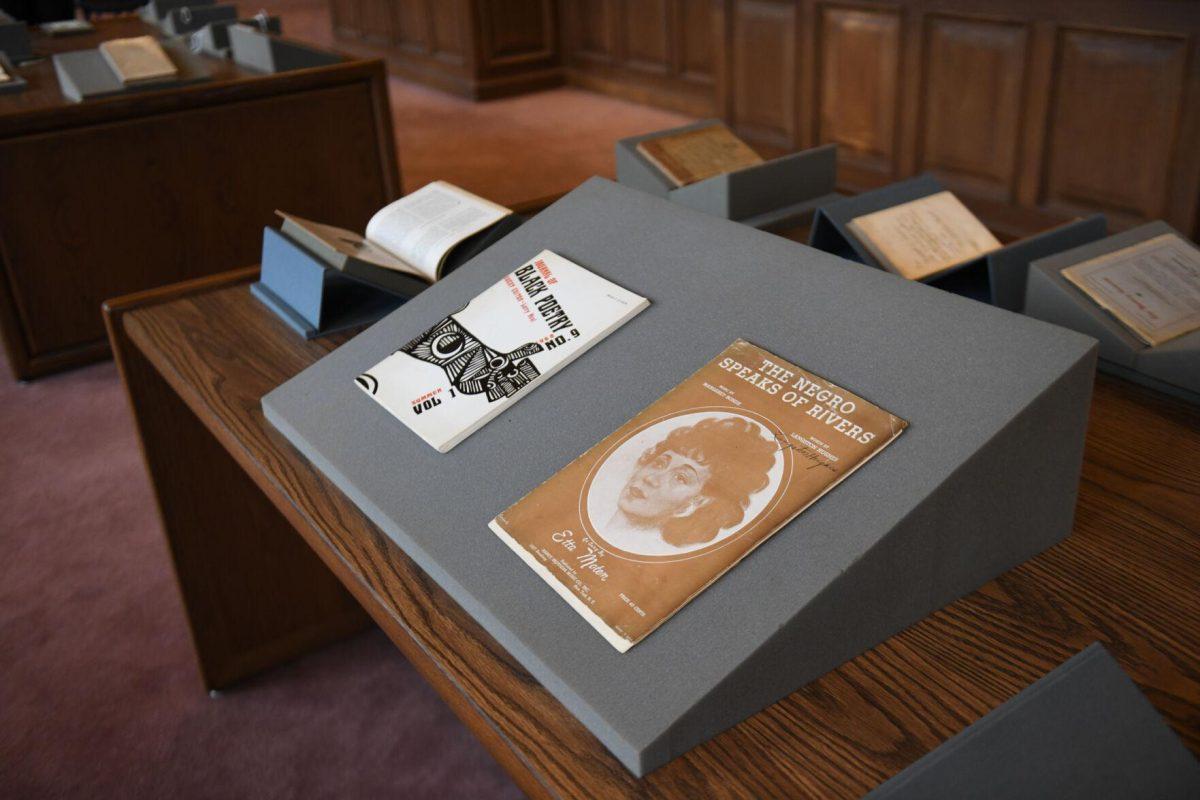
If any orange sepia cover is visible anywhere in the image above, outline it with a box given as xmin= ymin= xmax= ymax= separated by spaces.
xmin=489 ymin=339 xmax=907 ymax=652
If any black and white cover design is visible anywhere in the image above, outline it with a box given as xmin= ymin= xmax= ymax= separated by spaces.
xmin=357 ymin=249 xmax=649 ymax=452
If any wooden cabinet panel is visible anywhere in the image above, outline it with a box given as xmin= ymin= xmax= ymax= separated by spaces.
xmin=431 ymin=0 xmax=466 ymax=62
xmin=561 ymin=0 xmax=717 ymax=116
xmin=677 ymin=0 xmax=715 ymax=82
xmin=817 ymin=5 xmax=900 ymax=181
xmin=358 ymin=0 xmax=395 ymax=44
xmin=333 ymin=0 xmax=561 ymax=97
xmin=393 ymin=0 xmax=430 ymax=51
xmin=623 ymin=0 xmax=671 ymax=73
xmin=562 ymin=1 xmax=1200 ymax=239
xmin=730 ymin=0 xmax=796 ymax=149
xmin=919 ymin=16 xmax=1028 ymax=202
xmin=565 ymin=0 xmax=616 ymax=62
xmin=1042 ymin=28 xmax=1189 ymax=227
xmin=479 ymin=0 xmax=556 ymax=65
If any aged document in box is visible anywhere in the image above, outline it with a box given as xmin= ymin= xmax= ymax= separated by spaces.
xmin=1061 ymin=232 xmax=1200 ymax=347
xmin=635 ymin=122 xmax=763 ymax=188
xmin=846 ymin=191 xmax=1001 ymax=281
xmin=490 ymin=340 xmax=907 ymax=652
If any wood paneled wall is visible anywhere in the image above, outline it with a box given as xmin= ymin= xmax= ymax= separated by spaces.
xmin=562 ymin=0 xmax=1200 ymax=239
xmin=329 ymin=0 xmax=561 ymax=99
xmin=559 ymin=0 xmax=719 ymax=116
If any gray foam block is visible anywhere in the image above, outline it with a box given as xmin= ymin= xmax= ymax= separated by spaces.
xmin=228 ymin=24 xmax=341 ymax=73
xmin=615 ymin=120 xmax=840 ymax=229
xmin=865 ymin=643 xmax=1200 ymax=799
xmin=988 ymin=215 xmax=1107 ymax=312
xmin=1025 ymin=220 xmax=1200 ymax=403
xmin=51 ymin=39 xmax=212 ymax=103
xmin=263 ymin=177 xmax=1097 ymax=775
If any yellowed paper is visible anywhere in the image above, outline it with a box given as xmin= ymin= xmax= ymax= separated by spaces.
xmin=1062 ymin=232 xmax=1200 ymax=347
xmin=847 ymin=191 xmax=1001 ymax=281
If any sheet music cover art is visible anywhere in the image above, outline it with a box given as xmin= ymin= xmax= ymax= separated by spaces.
xmin=490 ymin=340 xmax=908 ymax=651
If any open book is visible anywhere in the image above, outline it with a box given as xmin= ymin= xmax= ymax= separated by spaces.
xmin=278 ymin=181 xmax=512 ymax=297
xmin=846 ymin=191 xmax=1002 ymax=281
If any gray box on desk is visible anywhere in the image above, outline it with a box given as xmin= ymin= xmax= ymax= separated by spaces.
xmin=1025 ymin=220 xmax=1200 ymax=404
xmin=616 ymin=119 xmax=840 ymax=230
xmin=52 ymin=39 xmax=212 ymax=103
xmin=263 ymin=178 xmax=1097 ymax=775
xmin=865 ymin=643 xmax=1200 ymax=799
xmin=162 ymin=2 xmax=236 ymax=36
xmin=140 ymin=0 xmax=213 ymax=24
xmin=228 ymin=24 xmax=340 ymax=73
xmin=0 ymin=11 xmax=32 ymax=63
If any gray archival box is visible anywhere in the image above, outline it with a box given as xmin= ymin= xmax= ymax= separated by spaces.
xmin=615 ymin=119 xmax=840 ymax=230
xmin=264 ymin=178 xmax=1098 ymax=775
xmin=865 ymin=644 xmax=1200 ymax=799
xmin=1025 ymin=220 xmax=1200 ymax=404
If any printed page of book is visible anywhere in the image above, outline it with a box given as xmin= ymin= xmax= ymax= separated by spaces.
xmin=357 ymin=250 xmax=648 ymax=453
xmin=489 ymin=339 xmax=908 ymax=652
xmin=846 ymin=191 xmax=1002 ymax=281
xmin=276 ymin=212 xmax=420 ymax=277
xmin=635 ymin=123 xmax=763 ymax=188
xmin=1061 ymin=232 xmax=1200 ymax=347
xmin=98 ymin=35 xmax=178 ymax=84
xmin=0 ymin=63 xmax=9 ymax=83
xmin=364 ymin=181 xmax=512 ymax=283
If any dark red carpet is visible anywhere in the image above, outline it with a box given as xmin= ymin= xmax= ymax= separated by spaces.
xmin=0 ymin=357 xmax=522 ymax=797
xmin=0 ymin=4 xmax=690 ymax=796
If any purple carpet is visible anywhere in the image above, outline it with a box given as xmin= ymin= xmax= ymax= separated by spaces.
xmin=0 ymin=355 xmax=523 ymax=798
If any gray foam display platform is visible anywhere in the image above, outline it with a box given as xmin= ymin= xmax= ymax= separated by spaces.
xmin=865 ymin=644 xmax=1200 ymax=799
xmin=1025 ymin=221 xmax=1200 ymax=404
xmin=263 ymin=177 xmax=1097 ymax=776
xmin=615 ymin=119 xmax=840 ymax=230
xmin=51 ymin=39 xmax=212 ymax=103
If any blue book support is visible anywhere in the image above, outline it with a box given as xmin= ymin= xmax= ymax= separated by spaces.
xmin=251 ymin=227 xmax=403 ymax=340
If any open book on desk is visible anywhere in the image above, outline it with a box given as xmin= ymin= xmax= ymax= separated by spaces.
xmin=278 ymin=181 xmax=514 ymax=298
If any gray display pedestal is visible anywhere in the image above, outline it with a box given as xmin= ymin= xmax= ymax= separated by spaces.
xmin=615 ymin=120 xmax=840 ymax=230
xmin=263 ymin=178 xmax=1097 ymax=776
xmin=865 ymin=644 xmax=1200 ymax=799
xmin=1025 ymin=221 xmax=1200 ymax=405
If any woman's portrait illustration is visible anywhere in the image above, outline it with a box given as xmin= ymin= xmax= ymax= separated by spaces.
xmin=585 ymin=411 xmax=786 ymax=558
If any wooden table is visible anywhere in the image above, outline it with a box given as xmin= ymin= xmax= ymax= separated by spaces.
xmin=0 ymin=18 xmax=399 ymax=380
xmin=105 ymin=268 xmax=1200 ymax=798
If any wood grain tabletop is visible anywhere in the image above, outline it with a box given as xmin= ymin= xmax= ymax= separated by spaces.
xmin=108 ymin=269 xmax=1200 ymax=799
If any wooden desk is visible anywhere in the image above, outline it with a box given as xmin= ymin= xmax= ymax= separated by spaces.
xmin=105 ymin=269 xmax=1200 ymax=798
xmin=0 ymin=18 xmax=399 ymax=380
